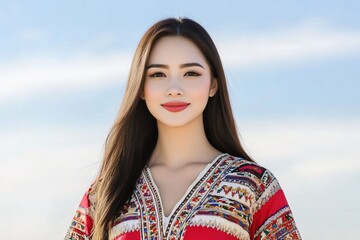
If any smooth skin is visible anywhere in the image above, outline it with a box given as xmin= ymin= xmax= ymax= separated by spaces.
xmin=142 ymin=36 xmax=221 ymax=217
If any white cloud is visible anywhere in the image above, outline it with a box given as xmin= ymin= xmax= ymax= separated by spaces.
xmin=21 ymin=28 xmax=46 ymax=42
xmin=0 ymin=52 xmax=132 ymax=104
xmin=217 ymin=22 xmax=360 ymax=69
xmin=239 ymin=118 xmax=360 ymax=178
xmin=0 ymin=126 xmax=103 ymax=238
xmin=237 ymin=118 xmax=360 ymax=240
xmin=1 ymin=21 xmax=360 ymax=105
xmin=0 ymin=118 xmax=359 ymax=239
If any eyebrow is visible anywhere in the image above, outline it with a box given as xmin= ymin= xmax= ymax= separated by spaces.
xmin=146 ymin=62 xmax=204 ymax=70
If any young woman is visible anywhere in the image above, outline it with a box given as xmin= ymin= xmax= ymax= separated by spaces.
xmin=65 ymin=18 xmax=301 ymax=240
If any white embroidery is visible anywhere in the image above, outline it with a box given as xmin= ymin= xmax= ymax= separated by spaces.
xmin=254 ymin=206 xmax=291 ymax=238
xmin=110 ymin=219 xmax=140 ymax=240
xmin=212 ymin=182 xmax=254 ymax=207
xmin=189 ymin=215 xmax=250 ymax=240
xmin=251 ymin=176 xmax=281 ymax=214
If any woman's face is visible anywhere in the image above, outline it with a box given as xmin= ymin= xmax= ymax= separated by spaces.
xmin=143 ymin=36 xmax=217 ymax=128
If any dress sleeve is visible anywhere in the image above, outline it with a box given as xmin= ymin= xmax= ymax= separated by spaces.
xmin=249 ymin=168 xmax=301 ymax=240
xmin=65 ymin=188 xmax=95 ymax=240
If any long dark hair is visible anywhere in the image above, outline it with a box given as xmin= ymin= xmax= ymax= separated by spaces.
xmin=92 ymin=17 xmax=253 ymax=239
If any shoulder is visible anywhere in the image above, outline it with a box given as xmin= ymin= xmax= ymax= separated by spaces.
xmin=222 ymin=155 xmax=283 ymax=207
xmin=223 ymin=156 xmax=301 ymax=237
xmin=77 ymin=182 xmax=97 ymax=218
xmin=224 ymin=155 xmax=278 ymax=188
xmin=65 ymin=183 xmax=97 ymax=239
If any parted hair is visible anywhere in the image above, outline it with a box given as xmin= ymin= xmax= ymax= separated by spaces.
xmin=91 ymin=17 xmax=253 ymax=239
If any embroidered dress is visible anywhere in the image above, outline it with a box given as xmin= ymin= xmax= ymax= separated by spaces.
xmin=65 ymin=154 xmax=301 ymax=239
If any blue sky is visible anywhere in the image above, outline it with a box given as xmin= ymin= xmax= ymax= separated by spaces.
xmin=1 ymin=1 xmax=359 ymax=239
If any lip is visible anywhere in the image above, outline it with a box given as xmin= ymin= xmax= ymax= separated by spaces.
xmin=161 ymin=101 xmax=190 ymax=112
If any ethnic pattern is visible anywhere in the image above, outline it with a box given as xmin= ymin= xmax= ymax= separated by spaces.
xmin=257 ymin=206 xmax=297 ymax=239
xmin=110 ymin=194 xmax=140 ymax=239
xmin=65 ymin=154 xmax=302 ymax=240
xmin=165 ymin=153 xmax=231 ymax=239
xmin=189 ymin=214 xmax=250 ymax=239
xmin=135 ymin=167 xmax=162 ymax=239
xmin=65 ymin=188 xmax=95 ymax=240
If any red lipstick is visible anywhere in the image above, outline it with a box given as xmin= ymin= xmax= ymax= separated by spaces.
xmin=161 ymin=102 xmax=190 ymax=112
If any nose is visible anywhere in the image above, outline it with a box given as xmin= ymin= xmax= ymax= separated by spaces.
xmin=166 ymin=80 xmax=184 ymax=96
xmin=166 ymin=87 xmax=184 ymax=96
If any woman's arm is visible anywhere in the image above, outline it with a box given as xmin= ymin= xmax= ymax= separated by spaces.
xmin=249 ymin=168 xmax=301 ymax=240
xmin=65 ymin=188 xmax=95 ymax=240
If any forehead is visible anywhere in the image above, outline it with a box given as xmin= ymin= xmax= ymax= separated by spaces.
xmin=148 ymin=36 xmax=208 ymax=65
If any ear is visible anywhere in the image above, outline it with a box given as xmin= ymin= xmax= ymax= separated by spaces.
xmin=209 ymin=78 xmax=218 ymax=97
xmin=140 ymin=90 xmax=145 ymax=100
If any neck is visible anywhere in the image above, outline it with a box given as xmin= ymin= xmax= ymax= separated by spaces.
xmin=148 ymin=116 xmax=221 ymax=169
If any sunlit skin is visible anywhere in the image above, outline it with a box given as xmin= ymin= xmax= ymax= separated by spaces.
xmin=142 ymin=36 xmax=221 ymax=216
xmin=143 ymin=36 xmax=217 ymax=128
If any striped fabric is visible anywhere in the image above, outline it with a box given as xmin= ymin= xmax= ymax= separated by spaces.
xmin=65 ymin=154 xmax=301 ymax=239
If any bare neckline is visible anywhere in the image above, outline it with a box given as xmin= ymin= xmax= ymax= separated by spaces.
xmin=144 ymin=153 xmax=228 ymax=231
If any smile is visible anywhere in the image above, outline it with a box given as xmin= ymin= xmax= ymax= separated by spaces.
xmin=161 ymin=102 xmax=190 ymax=112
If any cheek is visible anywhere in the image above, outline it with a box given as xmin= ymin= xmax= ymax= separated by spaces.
xmin=186 ymin=79 xmax=211 ymax=99
xmin=143 ymin=81 xmax=160 ymax=100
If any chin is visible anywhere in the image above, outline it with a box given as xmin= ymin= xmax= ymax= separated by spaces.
xmin=157 ymin=116 xmax=203 ymax=129
xmin=157 ymin=121 xmax=192 ymax=128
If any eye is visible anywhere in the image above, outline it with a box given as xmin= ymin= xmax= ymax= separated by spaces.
xmin=184 ymin=71 xmax=201 ymax=77
xmin=149 ymin=72 xmax=166 ymax=78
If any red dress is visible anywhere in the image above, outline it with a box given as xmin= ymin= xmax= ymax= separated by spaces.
xmin=65 ymin=154 xmax=301 ymax=239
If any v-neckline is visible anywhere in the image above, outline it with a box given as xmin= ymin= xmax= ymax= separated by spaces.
xmin=144 ymin=153 xmax=228 ymax=233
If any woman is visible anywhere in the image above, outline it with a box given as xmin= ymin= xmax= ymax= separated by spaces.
xmin=65 ymin=18 xmax=301 ymax=240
